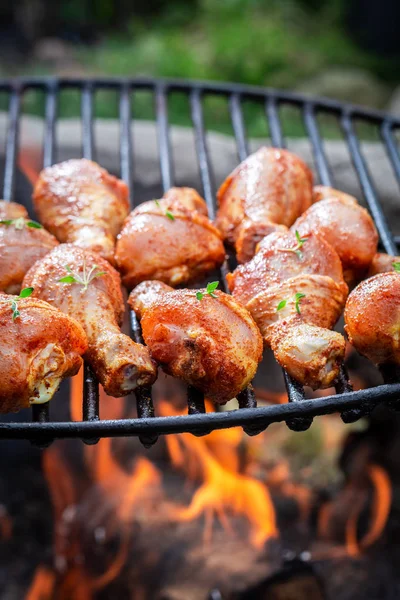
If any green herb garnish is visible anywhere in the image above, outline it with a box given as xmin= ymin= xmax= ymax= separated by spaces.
xmin=294 ymin=292 xmax=306 ymax=314
xmin=10 ymin=287 xmax=34 ymax=321
xmin=276 ymin=292 xmax=306 ymax=315
xmin=392 ymin=262 xmax=400 ymax=273
xmin=155 ymin=199 xmax=175 ymax=221
xmin=58 ymin=262 xmax=106 ymax=291
xmin=278 ymin=230 xmax=308 ymax=259
xmin=0 ymin=218 xmax=42 ymax=230
xmin=196 ymin=281 xmax=219 ymax=301
xmin=276 ymin=299 xmax=287 ymax=311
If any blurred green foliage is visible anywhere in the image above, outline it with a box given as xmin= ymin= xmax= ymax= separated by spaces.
xmin=9 ymin=0 xmax=397 ymax=137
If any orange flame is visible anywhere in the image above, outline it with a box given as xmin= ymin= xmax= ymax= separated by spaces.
xmin=346 ymin=464 xmax=392 ymax=556
xmin=25 ymin=566 xmax=55 ymax=600
xmin=160 ymin=400 xmax=277 ymax=547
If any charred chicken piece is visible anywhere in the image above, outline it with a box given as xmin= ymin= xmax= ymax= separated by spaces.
xmin=33 ymin=159 xmax=130 ymax=264
xmin=24 ymin=245 xmax=157 ymax=397
xmin=0 ymin=200 xmax=59 ymax=294
xmin=0 ymin=293 xmax=87 ymax=413
xmin=345 ymin=272 xmax=400 ymax=366
xmin=115 ymin=187 xmax=225 ymax=289
xmin=227 ymin=230 xmax=348 ymax=389
xmin=367 ymin=253 xmax=400 ymax=277
xmin=129 ymin=281 xmax=263 ymax=404
xmin=292 ymin=190 xmax=378 ymax=283
xmin=216 ymin=147 xmax=313 ymax=263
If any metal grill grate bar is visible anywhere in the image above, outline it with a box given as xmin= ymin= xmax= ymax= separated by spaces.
xmin=266 ymin=97 xmax=284 ymax=148
xmin=1 ymin=76 xmax=399 ymax=443
xmin=119 ymin=83 xmax=158 ymax=447
xmin=79 ymin=82 xmax=101 ymax=441
xmin=381 ymin=120 xmax=400 ymax=187
xmin=341 ymin=111 xmax=397 ymax=256
xmin=3 ymin=89 xmax=21 ymax=201
xmin=156 ymin=84 xmax=174 ymax=192
xmin=303 ymin=102 xmax=333 ymax=188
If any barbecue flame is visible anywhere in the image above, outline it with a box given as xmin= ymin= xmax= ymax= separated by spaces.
xmin=160 ymin=400 xmax=278 ymax=547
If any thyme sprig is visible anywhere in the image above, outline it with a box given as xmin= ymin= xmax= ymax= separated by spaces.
xmin=393 ymin=262 xmax=400 ymax=273
xmin=0 ymin=218 xmax=42 ymax=230
xmin=278 ymin=230 xmax=308 ymax=259
xmin=59 ymin=261 xmax=106 ymax=291
xmin=10 ymin=287 xmax=34 ymax=321
xmin=196 ymin=281 xmax=219 ymax=301
xmin=155 ymin=199 xmax=175 ymax=221
xmin=277 ymin=292 xmax=306 ymax=315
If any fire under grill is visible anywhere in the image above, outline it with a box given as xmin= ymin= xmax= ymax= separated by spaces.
xmin=1 ymin=76 xmax=400 ymax=447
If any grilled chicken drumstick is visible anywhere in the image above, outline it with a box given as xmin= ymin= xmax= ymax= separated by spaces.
xmin=345 ymin=272 xmax=400 ymax=366
xmin=368 ymin=253 xmax=400 ymax=277
xmin=216 ymin=147 xmax=313 ymax=263
xmin=227 ymin=230 xmax=348 ymax=389
xmin=33 ymin=159 xmax=130 ymax=264
xmin=24 ymin=245 xmax=157 ymax=397
xmin=292 ymin=188 xmax=378 ymax=283
xmin=115 ymin=187 xmax=225 ymax=289
xmin=0 ymin=293 xmax=87 ymax=412
xmin=129 ymin=280 xmax=263 ymax=403
xmin=0 ymin=200 xmax=59 ymax=294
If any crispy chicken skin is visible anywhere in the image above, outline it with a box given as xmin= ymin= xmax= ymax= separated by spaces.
xmin=115 ymin=188 xmax=225 ymax=289
xmin=292 ymin=192 xmax=378 ymax=283
xmin=0 ymin=294 xmax=87 ymax=413
xmin=216 ymin=147 xmax=313 ymax=263
xmin=0 ymin=201 xmax=59 ymax=294
xmin=33 ymin=159 xmax=130 ymax=264
xmin=23 ymin=244 xmax=157 ymax=397
xmin=227 ymin=231 xmax=348 ymax=389
xmin=368 ymin=253 xmax=400 ymax=277
xmin=129 ymin=281 xmax=263 ymax=403
xmin=345 ymin=272 xmax=400 ymax=366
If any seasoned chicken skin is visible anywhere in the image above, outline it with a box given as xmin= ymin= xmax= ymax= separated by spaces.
xmin=227 ymin=231 xmax=348 ymax=389
xmin=33 ymin=159 xmax=130 ymax=263
xmin=345 ymin=272 xmax=400 ymax=366
xmin=24 ymin=245 xmax=157 ymax=397
xmin=216 ymin=147 xmax=313 ymax=263
xmin=129 ymin=281 xmax=263 ymax=403
xmin=312 ymin=185 xmax=358 ymax=205
xmin=368 ymin=253 xmax=400 ymax=277
xmin=115 ymin=187 xmax=225 ymax=289
xmin=0 ymin=294 xmax=87 ymax=413
xmin=0 ymin=200 xmax=59 ymax=294
xmin=293 ymin=190 xmax=378 ymax=283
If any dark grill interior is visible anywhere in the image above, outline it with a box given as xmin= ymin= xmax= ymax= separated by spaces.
xmin=1 ymin=76 xmax=400 ymax=447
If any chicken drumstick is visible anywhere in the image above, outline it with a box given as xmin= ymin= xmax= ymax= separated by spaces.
xmin=292 ymin=188 xmax=378 ymax=283
xmin=24 ymin=244 xmax=157 ymax=397
xmin=367 ymin=253 xmax=400 ymax=277
xmin=0 ymin=293 xmax=87 ymax=412
xmin=227 ymin=230 xmax=348 ymax=389
xmin=0 ymin=200 xmax=59 ymax=294
xmin=216 ymin=147 xmax=313 ymax=263
xmin=33 ymin=159 xmax=130 ymax=263
xmin=345 ymin=272 xmax=400 ymax=366
xmin=115 ymin=187 xmax=225 ymax=289
xmin=129 ymin=280 xmax=263 ymax=403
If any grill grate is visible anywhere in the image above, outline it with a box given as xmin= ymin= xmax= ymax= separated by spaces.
xmin=1 ymin=76 xmax=400 ymax=446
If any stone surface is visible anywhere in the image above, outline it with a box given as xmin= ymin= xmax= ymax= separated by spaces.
xmin=1 ymin=114 xmax=399 ymax=237
xmin=387 ymin=85 xmax=400 ymax=116
xmin=296 ymin=68 xmax=390 ymax=109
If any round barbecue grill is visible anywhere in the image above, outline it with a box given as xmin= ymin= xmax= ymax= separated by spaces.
xmin=1 ymin=76 xmax=400 ymax=447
